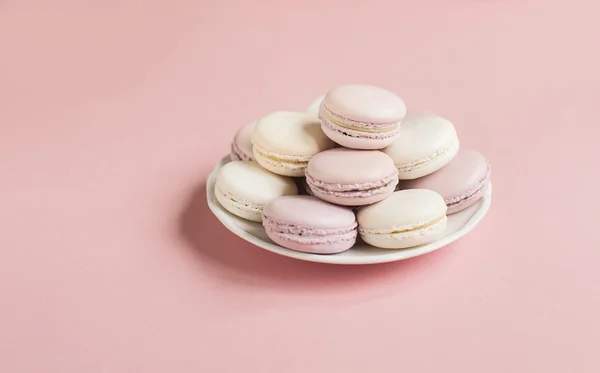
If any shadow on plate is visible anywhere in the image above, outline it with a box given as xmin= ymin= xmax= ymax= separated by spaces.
xmin=178 ymin=181 xmax=458 ymax=297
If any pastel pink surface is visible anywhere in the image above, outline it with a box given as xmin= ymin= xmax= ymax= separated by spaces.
xmin=397 ymin=148 xmax=490 ymax=214
xmin=2 ymin=2 xmax=600 ymax=373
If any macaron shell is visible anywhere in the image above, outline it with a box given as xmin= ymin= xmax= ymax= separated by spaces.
xmin=357 ymin=189 xmax=447 ymax=231
xmin=385 ymin=111 xmax=458 ymax=161
xmin=396 ymin=148 xmax=490 ymax=214
xmin=383 ymin=111 xmax=459 ymax=179
xmin=307 ymin=148 xmax=397 ymax=184
xmin=310 ymin=189 xmax=394 ymax=206
xmin=230 ymin=120 xmax=256 ymax=161
xmin=252 ymin=111 xmax=335 ymax=157
xmin=446 ymin=182 xmax=488 ymax=214
xmin=360 ymin=216 xmax=447 ymax=249
xmin=306 ymin=148 xmax=398 ymax=205
xmin=323 ymin=84 xmax=406 ymax=124
xmin=262 ymin=195 xmax=357 ymax=254
xmin=320 ymin=122 xmax=398 ymax=149
xmin=267 ymin=234 xmax=355 ymax=254
xmin=302 ymin=177 xmax=363 ymax=213
xmin=263 ymin=195 xmax=356 ymax=229
xmin=229 ymin=151 xmax=240 ymax=161
xmin=215 ymin=185 xmax=263 ymax=222
xmin=397 ymin=138 xmax=459 ymax=180
xmin=215 ymin=161 xmax=298 ymax=221
xmin=252 ymin=150 xmax=308 ymax=177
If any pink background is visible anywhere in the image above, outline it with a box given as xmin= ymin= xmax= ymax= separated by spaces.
xmin=1 ymin=1 xmax=599 ymax=372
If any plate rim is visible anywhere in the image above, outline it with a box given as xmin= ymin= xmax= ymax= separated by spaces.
xmin=206 ymin=156 xmax=492 ymax=265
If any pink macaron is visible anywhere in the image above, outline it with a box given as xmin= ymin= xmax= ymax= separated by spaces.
xmin=230 ymin=120 xmax=256 ymax=161
xmin=305 ymin=148 xmax=398 ymax=206
xmin=396 ymin=148 xmax=491 ymax=214
xmin=262 ymin=195 xmax=358 ymax=254
xmin=318 ymin=84 xmax=406 ymax=150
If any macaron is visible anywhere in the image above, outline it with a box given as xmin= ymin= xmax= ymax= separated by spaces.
xmin=263 ymin=195 xmax=358 ymax=254
xmin=305 ymin=148 xmax=398 ymax=206
xmin=301 ymin=177 xmax=360 ymax=213
xmin=396 ymin=148 xmax=491 ymax=214
xmin=318 ymin=84 xmax=406 ymax=150
xmin=215 ymin=161 xmax=298 ymax=222
xmin=357 ymin=189 xmax=448 ymax=249
xmin=252 ymin=111 xmax=336 ymax=177
xmin=230 ymin=120 xmax=256 ymax=161
xmin=306 ymin=95 xmax=324 ymax=115
xmin=383 ymin=111 xmax=459 ymax=180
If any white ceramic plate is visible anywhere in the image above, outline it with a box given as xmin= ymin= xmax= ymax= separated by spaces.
xmin=207 ymin=156 xmax=492 ymax=265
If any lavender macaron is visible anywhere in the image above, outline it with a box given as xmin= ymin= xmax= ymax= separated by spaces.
xmin=318 ymin=84 xmax=406 ymax=150
xmin=262 ymin=195 xmax=358 ymax=254
xmin=230 ymin=120 xmax=257 ymax=161
xmin=305 ymin=148 xmax=398 ymax=206
xmin=396 ymin=148 xmax=491 ymax=214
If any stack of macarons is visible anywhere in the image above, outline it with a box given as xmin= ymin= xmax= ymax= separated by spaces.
xmin=216 ymin=84 xmax=491 ymax=255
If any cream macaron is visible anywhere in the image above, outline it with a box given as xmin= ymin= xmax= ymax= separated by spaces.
xmin=252 ymin=111 xmax=336 ymax=177
xmin=215 ymin=161 xmax=298 ymax=222
xmin=383 ymin=111 xmax=459 ymax=180
xmin=357 ymin=189 xmax=448 ymax=249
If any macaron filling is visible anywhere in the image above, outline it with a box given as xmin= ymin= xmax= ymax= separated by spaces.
xmin=305 ymin=172 xmax=398 ymax=198
xmin=215 ymin=185 xmax=264 ymax=214
xmin=322 ymin=106 xmax=401 ymax=130
xmin=321 ymin=119 xmax=398 ymax=140
xmin=302 ymin=178 xmax=360 ymax=212
xmin=320 ymin=107 xmax=400 ymax=140
xmin=359 ymin=215 xmax=447 ymax=238
xmin=396 ymin=139 xmax=458 ymax=173
xmin=253 ymin=143 xmax=312 ymax=167
xmin=263 ymin=215 xmax=358 ymax=245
